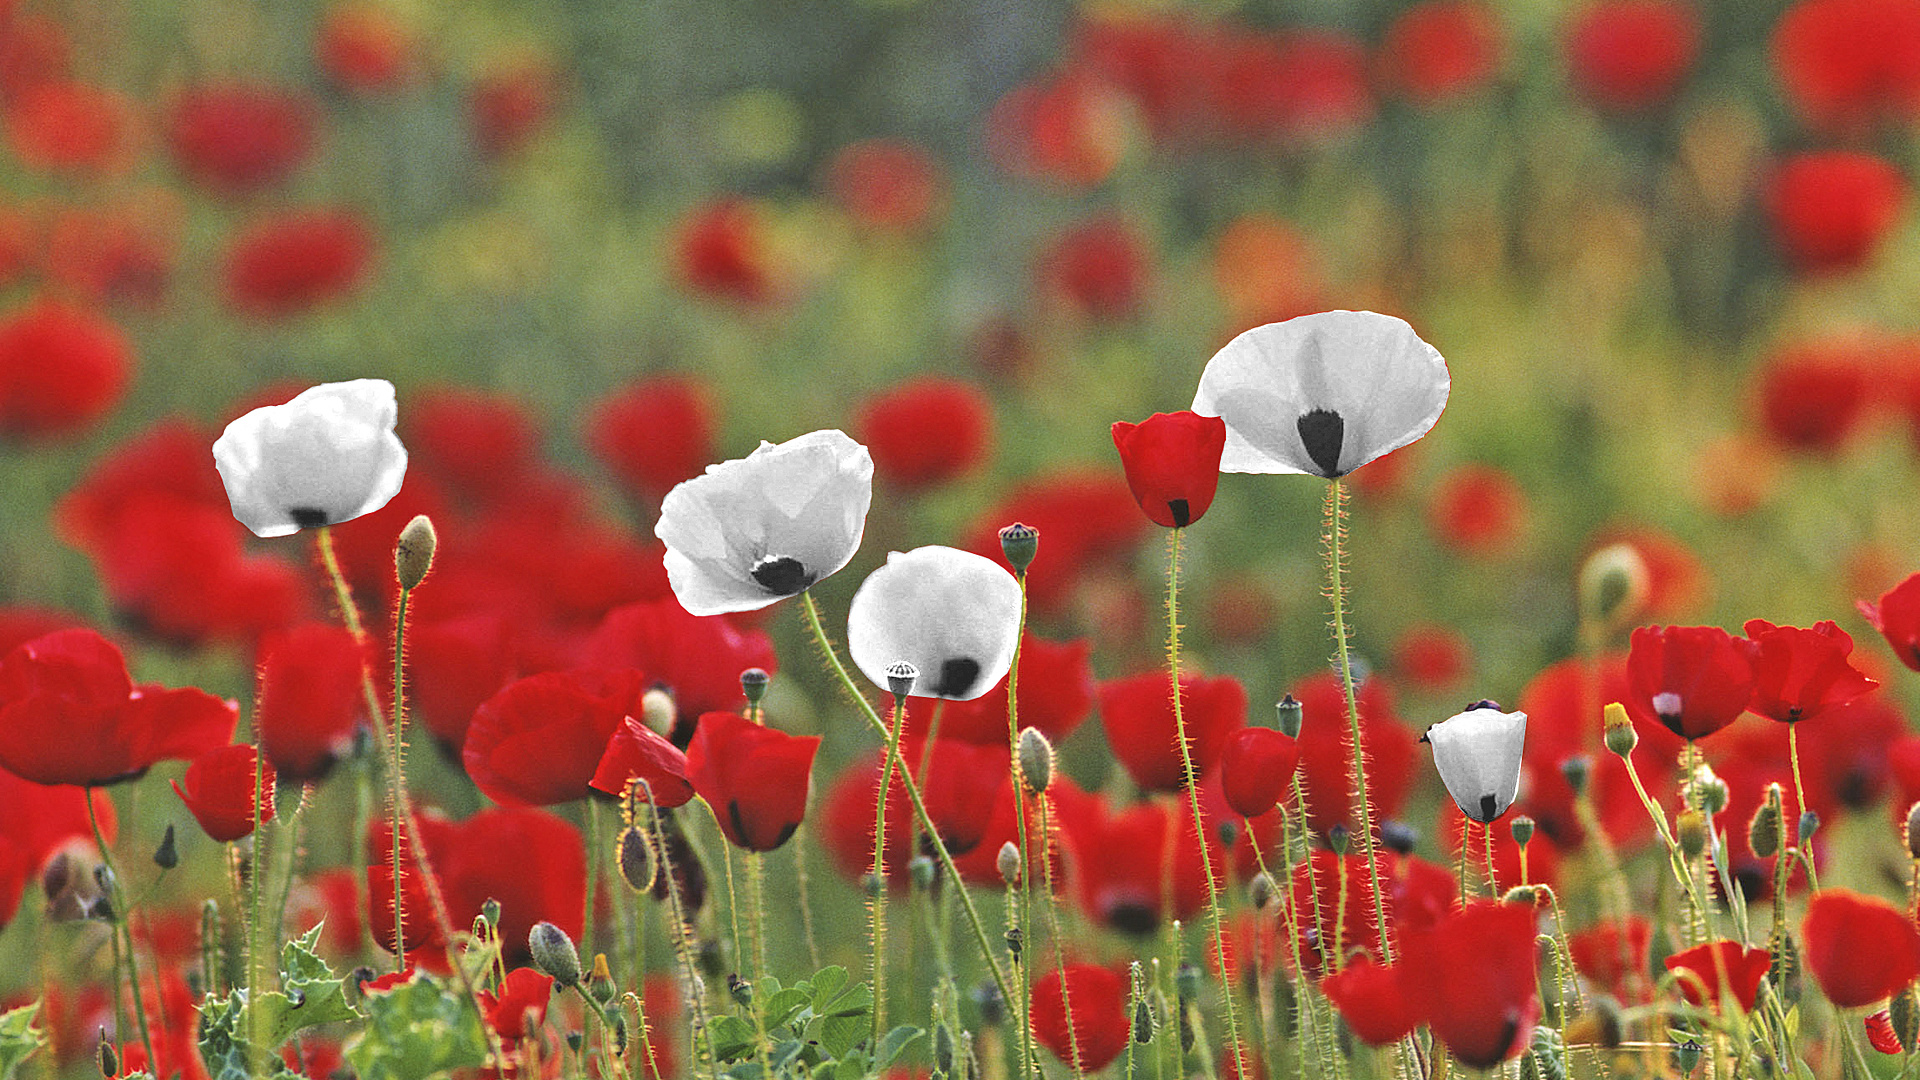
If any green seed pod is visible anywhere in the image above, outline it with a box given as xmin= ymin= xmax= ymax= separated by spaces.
xmin=1328 ymin=824 xmax=1350 ymax=855
xmin=482 ymin=897 xmax=501 ymax=929
xmin=1502 ymin=885 xmax=1540 ymax=906
xmin=728 ymin=973 xmax=752 ymax=1007
xmin=998 ymin=523 xmax=1039 ymax=575
xmin=1673 ymin=1039 xmax=1702 ymax=1075
xmin=1749 ymin=784 xmax=1782 ymax=860
xmin=740 ymin=667 xmax=769 ymax=705
xmin=1560 ymin=755 xmax=1591 ymax=799
xmin=885 ymin=660 xmax=919 ymax=701
xmin=909 ymin=855 xmax=935 ymax=891
xmin=528 ymin=921 xmax=583 ymax=989
xmin=1798 ymin=810 xmax=1820 ymax=846
xmin=96 ymin=1029 xmax=116 ymax=1078
xmin=1275 ymin=695 xmax=1303 ymax=739
xmin=1017 ymin=727 xmax=1053 ymax=795
xmin=1677 ymin=809 xmax=1707 ymax=861
xmin=618 ymin=827 xmax=655 ymax=893
xmin=1510 ymin=815 xmax=1534 ymax=848
xmin=395 ymin=514 xmax=438 ymax=590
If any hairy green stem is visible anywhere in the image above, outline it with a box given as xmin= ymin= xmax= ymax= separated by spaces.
xmin=88 ymin=792 xmax=155 ymax=1073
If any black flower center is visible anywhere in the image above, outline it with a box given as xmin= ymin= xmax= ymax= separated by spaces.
xmin=288 ymin=507 xmax=330 ymax=528
xmin=930 ymin=657 xmax=982 ymax=698
xmin=1478 ymin=793 xmax=1499 ymax=823
xmin=750 ymin=555 xmax=815 ymax=596
xmin=1167 ymin=498 xmax=1191 ymax=527
xmin=1296 ymin=408 xmax=1345 ymax=477
xmin=1105 ymin=901 xmax=1159 ymax=936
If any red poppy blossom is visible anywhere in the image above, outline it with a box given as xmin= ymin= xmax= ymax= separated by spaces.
xmin=1030 ymin=964 xmax=1128 ymax=1072
xmin=1772 ymin=0 xmax=1920 ymax=133
xmin=1563 ymin=0 xmax=1699 ymax=112
xmin=1625 ymin=624 xmax=1755 ymax=741
xmin=902 ymin=633 xmax=1096 ymax=746
xmin=1398 ymin=901 xmax=1540 ymax=1069
xmin=1428 ymin=463 xmax=1527 ymax=556
xmin=1111 ymin=411 xmax=1227 ymax=529
xmin=1392 ymin=623 xmax=1472 ymax=693
xmin=471 ymin=59 xmax=560 ymax=159
xmin=172 ymin=744 xmax=274 ymax=843
xmin=984 ymin=69 xmax=1131 ymax=190
xmin=1754 ymin=341 xmax=1874 ymax=453
xmin=403 ymin=386 xmax=542 ymax=507
xmin=1098 ymin=670 xmax=1246 ymax=793
xmin=405 ymin=612 xmax=516 ymax=753
xmin=224 ymin=209 xmax=375 ymax=318
xmin=317 ymin=4 xmax=416 ymax=94
xmin=1379 ymin=1 xmax=1505 ymax=105
xmin=1742 ymin=619 xmax=1877 ymax=723
xmin=671 ymin=199 xmax=777 ymax=304
xmin=1861 ymin=572 xmax=1920 ymax=671
xmin=584 ymin=375 xmax=717 ymax=503
xmin=0 ymin=15 xmax=69 ymax=106
xmin=1290 ymin=671 xmax=1419 ymax=835
xmin=0 ymin=297 xmax=133 ymax=441
xmin=5 ymin=81 xmax=136 ymax=174
xmin=466 ymin=668 xmax=651 ymax=807
xmin=1218 ymin=727 xmax=1298 ymax=818
xmin=590 ymin=715 xmax=695 ymax=807
xmin=477 ymin=967 xmax=553 ymax=1040
xmin=1768 ymin=151 xmax=1907 ymax=275
xmin=1568 ymin=916 xmax=1652 ymax=1001
xmin=818 ymin=741 xmax=1011 ymax=890
xmin=1664 ymin=940 xmax=1771 ymax=1013
xmin=577 ymin=599 xmax=779 ymax=741
xmin=1803 ymin=889 xmax=1920 ymax=1008
xmin=685 ymin=712 xmax=819 ymax=852
xmin=1319 ymin=958 xmax=1417 ymax=1046
xmin=857 ymin=377 xmax=995 ymax=492
xmin=164 ymin=84 xmax=316 ymax=196
xmin=46 ymin=198 xmax=181 ymax=308
xmin=826 ymin=140 xmax=945 ymax=233
xmin=255 ymin=623 xmax=371 ymax=781
xmin=1039 ymin=216 xmax=1149 ymax=321
xmin=962 ymin=468 xmax=1151 ymax=616
xmin=1211 ymin=29 xmax=1375 ymax=141
xmin=1288 ymin=849 xmax=1457 ymax=975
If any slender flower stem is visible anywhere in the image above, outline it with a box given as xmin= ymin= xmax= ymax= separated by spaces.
xmin=1004 ymin=573 xmax=1039 ymax=1080
xmin=870 ymin=693 xmax=906 ymax=1045
xmin=585 ymin=797 xmax=604 ymax=972
xmin=87 ymin=793 xmax=155 ymax=1072
xmin=1039 ymin=794 xmax=1084 ymax=1080
xmin=643 ymin=783 xmax=714 ymax=1079
xmin=1788 ymin=723 xmax=1821 ymax=891
xmin=1323 ymin=482 xmax=1393 ymax=964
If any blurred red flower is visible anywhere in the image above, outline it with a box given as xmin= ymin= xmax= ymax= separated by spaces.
xmin=856 ymin=377 xmax=994 ymax=492
xmin=471 ymin=58 xmax=560 ymax=159
xmin=1213 ymin=29 xmax=1374 ymax=141
xmin=584 ymin=374 xmax=717 ymax=504
xmin=1399 ymin=901 xmax=1540 ymax=1069
xmin=1860 ymin=571 xmax=1920 ymax=671
xmin=962 ymin=468 xmax=1151 ymax=616
xmin=902 ymin=632 xmax=1097 ymax=746
xmin=466 ymin=668 xmax=649 ymax=806
xmin=1568 ymin=916 xmax=1652 ymax=1001
xmin=1289 ymin=671 xmax=1418 ymax=835
xmin=1212 ymin=213 xmax=1323 ymax=330
xmin=46 ymin=197 xmax=181 ymax=308
xmin=1665 ymin=940 xmax=1771 ymax=1013
xmin=404 ymin=386 xmax=542 ymax=507
xmin=1435 ymin=808 xmax=1561 ymax=892
xmin=173 ymin=744 xmax=274 ymax=843
xmin=224 ymin=208 xmax=375 ymax=318
xmin=1428 ymin=463 xmax=1527 ymax=556
xmin=819 ymin=740 xmax=1011 ymax=890
xmin=1742 ymin=618 xmax=1877 ymax=723
xmin=686 ymin=711 xmax=819 ymax=851
xmin=1767 ymin=151 xmax=1906 ymax=274
xmin=1040 ymin=215 xmax=1150 ymax=321
xmin=1380 ymin=1 xmax=1506 ymax=105
xmin=0 ymin=14 xmax=68 ymax=105
xmin=0 ymin=628 xmax=236 ymax=787
xmin=1625 ymin=624 xmax=1755 ymax=741
xmin=590 ymin=715 xmax=694 ymax=806
xmin=1030 ymin=964 xmax=1128 ymax=1072
xmin=1066 ymin=795 xmax=1216 ymax=933
xmin=1320 ymin=957 xmax=1417 ymax=1046
xmin=1287 ymin=848 xmax=1457 ymax=972
xmin=826 ymin=140 xmax=945 ymax=233
xmin=256 ymin=623 xmax=372 ymax=780
xmin=1515 ymin=652 xmax=1672 ymax=852
xmin=165 ymin=84 xmax=317 ymax=196
xmin=1802 ymin=889 xmax=1920 ymax=1008
xmin=5 ymin=80 xmax=136 ymax=174
xmin=404 ymin=611 xmax=515 ymax=753
xmin=671 ymin=198 xmax=777 ymax=304
xmin=1111 ymin=411 xmax=1226 ymax=528
xmin=0 ymin=297 xmax=133 ymax=441
xmin=1754 ymin=339 xmax=1876 ymax=454
xmin=317 ymin=3 xmax=417 ymax=95
xmin=985 ymin=69 xmax=1131 ymax=189
xmin=1563 ymin=0 xmax=1699 ymax=112
xmin=1098 ymin=670 xmax=1246 ymax=793
xmin=1772 ymin=0 xmax=1920 ymax=133
xmin=1391 ymin=623 xmax=1472 ymax=693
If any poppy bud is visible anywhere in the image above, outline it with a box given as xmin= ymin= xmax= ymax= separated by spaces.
xmin=862 ymin=873 xmax=885 ymax=898
xmin=1560 ymin=755 xmax=1591 ymax=798
xmin=1749 ymin=785 xmax=1782 ymax=860
xmin=618 ymin=827 xmax=654 ymax=892
xmin=1602 ymin=702 xmax=1638 ymax=757
xmin=1249 ymin=872 xmax=1274 ymax=910
xmin=154 ymin=823 xmax=178 ymax=869
xmin=1578 ymin=543 xmax=1649 ymax=629
xmin=640 ymin=688 xmax=675 ymax=735
xmin=1677 ymin=809 xmax=1707 ymax=860
xmin=1381 ymin=820 xmax=1416 ymax=856
xmin=395 ymin=514 xmax=437 ymax=589
xmin=1217 ymin=820 xmax=1238 ymax=847
xmin=1005 ymin=926 xmax=1022 ymax=958
xmin=1017 ymin=727 xmax=1053 ymax=794
xmin=481 ymin=897 xmax=500 ymax=928
xmin=1275 ymin=695 xmax=1303 ymax=738
xmin=697 ymin=938 xmax=727 ymax=979
xmin=1674 ymin=1040 xmax=1702 ymax=1074
xmin=1906 ymin=802 xmax=1920 ymax=861
xmin=997 ymin=522 xmax=1038 ymax=575
xmin=728 ymin=973 xmax=752 ymax=1007
xmin=1687 ymin=764 xmax=1728 ymax=815
xmin=740 ymin=667 xmax=769 ymax=705
xmin=1502 ymin=885 xmax=1540 ymax=906
xmin=933 ymin=1024 xmax=955 ymax=1074
xmin=1328 ymin=823 xmax=1351 ymax=854
xmin=589 ymin=953 xmax=615 ymax=1005
xmin=1798 ymin=810 xmax=1820 ymax=845
xmin=908 ymin=854 xmax=935 ymax=890
xmin=1510 ymin=816 xmax=1534 ymax=849
xmin=884 ymin=660 xmax=919 ymax=701
xmin=1892 ymin=986 xmax=1920 ymax=1052
xmin=996 ymin=840 xmax=1022 ymax=885
xmin=96 ymin=1030 xmax=115 ymax=1078
xmin=529 ymin=921 xmax=583 ymax=989
xmin=1175 ymin=962 xmax=1201 ymax=1002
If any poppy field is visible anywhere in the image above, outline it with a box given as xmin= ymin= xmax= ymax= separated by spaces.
xmin=9 ymin=0 xmax=1920 ymax=1078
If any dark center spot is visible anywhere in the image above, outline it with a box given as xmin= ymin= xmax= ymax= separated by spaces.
xmin=1105 ymin=901 xmax=1159 ymax=936
xmin=930 ymin=657 xmax=982 ymax=698
xmin=288 ymin=507 xmax=330 ymax=528
xmin=750 ymin=555 xmax=815 ymax=596
xmin=1167 ymin=498 xmax=1191 ymax=527
xmin=1296 ymin=408 xmax=1346 ymax=477
xmin=1478 ymin=793 xmax=1499 ymax=822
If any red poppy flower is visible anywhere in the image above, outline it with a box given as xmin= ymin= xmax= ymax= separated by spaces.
xmin=984 ymin=69 xmax=1130 ymax=190
xmin=47 ymin=199 xmax=180 ymax=308
xmin=685 ymin=712 xmax=819 ymax=852
xmin=819 ymin=741 xmax=1012 ymax=889
xmin=902 ymin=633 xmax=1096 ymax=746
xmin=584 ymin=375 xmax=717 ymax=504
xmin=1563 ymin=0 xmax=1699 ymax=112
xmin=1768 ymin=151 xmax=1906 ymax=275
xmin=0 ymin=297 xmax=133 ymax=442
xmin=1030 ymin=964 xmax=1129 ymax=1072
xmin=1068 ymin=15 xmax=1209 ymax=140
xmin=0 ymin=629 xmax=236 ymax=787
xmin=589 ymin=716 xmax=695 ymax=807
xmin=366 ymin=811 xmax=450 ymax=956
xmin=1569 ymin=916 xmax=1652 ymax=1001
xmin=1290 ymin=671 xmax=1419 ymax=835
xmin=477 ymin=967 xmax=552 ymax=1040
xmin=403 ymin=386 xmax=542 ymax=507
xmin=404 ymin=612 xmax=516 ymax=754
xmin=471 ymin=59 xmax=560 ymax=159
xmin=1098 ymin=670 xmax=1246 ymax=793
xmin=857 ymin=377 xmax=995 ymax=492
xmin=255 ymin=623 xmax=371 ymax=781
xmin=164 ymin=84 xmax=316 ymax=196
xmin=317 ymin=4 xmax=415 ymax=94
xmin=1428 ymin=463 xmax=1527 ymax=556
xmin=1287 ymin=849 xmax=1457 ymax=974
xmin=1039 ymin=216 xmax=1149 ymax=321
xmin=1320 ymin=958 xmax=1417 ymax=1046
xmin=1379 ymin=1 xmax=1505 ymax=105
xmin=1399 ymin=901 xmax=1540 ymax=1069
xmin=1111 ymin=411 xmax=1227 ymax=529
xmin=1391 ymin=623 xmax=1472 ymax=693
xmin=826 ymin=140 xmax=945 ymax=233
xmin=1664 ymin=939 xmax=1771 ymax=1013
xmin=1218 ymin=727 xmax=1299 ymax=818
xmin=1803 ymin=889 xmax=1920 ymax=1008
xmin=466 ymin=668 xmax=651 ymax=807
xmin=5 ymin=81 xmax=136 ymax=175
xmin=962 ymin=468 xmax=1151 ymax=616
xmin=1211 ymin=29 xmax=1374 ymax=141
xmin=1772 ymin=0 xmax=1920 ymax=133
xmin=172 ymin=744 xmax=274 ymax=843
xmin=1625 ymin=625 xmax=1755 ymax=741
xmin=1861 ymin=572 xmax=1920 ymax=671
xmin=1065 ymin=795 xmax=1216 ymax=933
xmin=577 ymin=599 xmax=779 ymax=742
xmin=1754 ymin=340 xmax=1874 ymax=453
xmin=0 ymin=14 xmax=69 ymax=106
xmin=1742 ymin=619 xmax=1878 ymax=723
xmin=671 ymin=199 xmax=776 ymax=304
xmin=224 ymin=208 xmax=375 ymax=318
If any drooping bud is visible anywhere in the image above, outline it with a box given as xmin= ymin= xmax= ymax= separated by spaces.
xmin=884 ymin=660 xmax=918 ymax=701
xmin=1381 ymin=820 xmax=1416 ymax=856
xmin=618 ymin=827 xmax=655 ymax=892
xmin=96 ymin=1029 xmax=116 ymax=1078
xmin=1905 ymin=802 xmax=1920 ymax=861
xmin=1017 ymin=727 xmax=1053 ymax=795
xmin=997 ymin=841 xmax=1021 ymax=886
xmin=1249 ymin=872 xmax=1274 ymax=910
xmin=740 ymin=667 xmax=769 ymax=705
xmin=528 ymin=921 xmax=583 ymax=989
xmin=589 ymin=953 xmax=616 ymax=1005
xmin=640 ymin=688 xmax=675 ymax=735
xmin=908 ymin=855 xmax=935 ymax=891
xmin=1328 ymin=823 xmax=1350 ymax=855
xmin=1275 ymin=695 xmax=1303 ymax=739
xmin=1502 ymin=885 xmax=1540 ymax=906
xmin=1602 ymin=703 xmax=1638 ymax=757
xmin=395 ymin=514 xmax=438 ymax=590
xmin=1798 ymin=810 xmax=1820 ymax=846
xmin=1578 ymin=542 xmax=1649 ymax=629
xmin=1510 ymin=816 xmax=1534 ymax=849
xmin=998 ymin=522 xmax=1039 ymax=575
xmin=153 ymin=824 xmax=178 ymax=869
xmin=1677 ymin=809 xmax=1707 ymax=860
xmin=1749 ymin=784 xmax=1782 ymax=860
xmin=1560 ymin=755 xmax=1591 ymax=799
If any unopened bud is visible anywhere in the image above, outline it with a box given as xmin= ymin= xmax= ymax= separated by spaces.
xmin=1275 ymin=695 xmax=1303 ymax=739
xmin=1175 ymin=962 xmax=1201 ymax=1002
xmin=1749 ymin=785 xmax=1782 ymax=860
xmin=1688 ymin=764 xmax=1729 ymax=815
xmin=482 ymin=897 xmax=501 ymax=928
xmin=1510 ymin=815 xmax=1535 ymax=848
xmin=862 ymin=872 xmax=886 ymax=898
xmin=618 ymin=828 xmax=655 ymax=892
xmin=154 ymin=824 xmax=178 ymax=870
xmin=1674 ymin=1039 xmax=1702 ymax=1074
xmin=1560 ymin=755 xmax=1592 ymax=799
xmin=96 ymin=1029 xmax=116 ymax=1078
xmin=529 ymin=921 xmax=583 ymax=989
xmin=589 ymin=953 xmax=615 ymax=1005
xmin=1503 ymin=886 xmax=1540 ymax=906
xmin=728 ymin=973 xmax=752 ymax=1007
xmin=1905 ymin=802 xmax=1920 ymax=861
xmin=1249 ymin=872 xmax=1274 ymax=910
xmin=395 ymin=515 xmax=437 ymax=590
xmin=1578 ymin=543 xmax=1649 ymax=629
xmin=740 ymin=668 xmax=769 ymax=705
xmin=1677 ymin=809 xmax=1707 ymax=860
xmin=909 ymin=855 xmax=935 ymax=891
xmin=997 ymin=842 xmax=1021 ymax=886
xmin=1133 ymin=999 xmax=1155 ymax=1043
xmin=1005 ymin=926 xmax=1023 ymax=958
xmin=1328 ymin=824 xmax=1350 ymax=855
xmin=640 ymin=688 xmax=675 ymax=735
xmin=566 ymin=1031 xmax=584 ymax=1052
xmin=1799 ymin=810 xmax=1820 ymax=845
xmin=1017 ymin=727 xmax=1053 ymax=794
xmin=934 ymin=1024 xmax=956 ymax=1074
xmin=1588 ymin=994 xmax=1624 ymax=1050
xmin=1381 ymin=820 xmax=1416 ymax=856
xmin=1602 ymin=703 xmax=1638 ymax=757
xmin=998 ymin=523 xmax=1039 ymax=575
xmin=1893 ymin=986 xmax=1920 ymax=1054
xmin=884 ymin=660 xmax=918 ymax=700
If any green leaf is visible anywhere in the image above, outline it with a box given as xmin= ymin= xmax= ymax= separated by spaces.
xmin=808 ymin=967 xmax=848 ymax=1010
xmin=344 ymin=974 xmax=489 ymax=1080
xmin=763 ymin=987 xmax=812 ymax=1030
xmin=817 ymin=1013 xmax=865 ymax=1060
xmin=241 ymin=927 xmax=359 ymax=1050
xmin=710 ymin=1014 xmax=760 ymax=1062
xmin=876 ymin=1026 xmax=923 ymax=1068
xmin=819 ymin=982 xmax=873 ymax=1020
xmin=0 ymin=1003 xmax=46 ymax=1080
xmin=196 ymin=994 xmax=304 ymax=1080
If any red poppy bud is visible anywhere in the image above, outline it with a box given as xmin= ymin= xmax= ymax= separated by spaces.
xmin=1868 ymin=1008 xmax=1904 ymax=1054
xmin=1218 ymin=727 xmax=1299 ymax=818
xmin=1111 ymin=412 xmax=1227 ymax=529
xmin=172 ymin=744 xmax=274 ymax=843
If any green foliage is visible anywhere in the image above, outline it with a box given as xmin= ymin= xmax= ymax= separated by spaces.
xmin=707 ymin=966 xmax=922 ymax=1080
xmin=197 ymin=924 xmax=360 ymax=1080
xmin=343 ymin=974 xmax=489 ymax=1080
xmin=0 ymin=1003 xmax=45 ymax=1080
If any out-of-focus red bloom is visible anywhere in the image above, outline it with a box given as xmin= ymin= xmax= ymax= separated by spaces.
xmin=1111 ymin=411 xmax=1226 ymax=528
xmin=1516 ymin=653 xmax=1671 ymax=852
xmin=0 ymin=629 xmax=236 ymax=787
xmin=1768 ymin=151 xmax=1906 ymax=275
xmin=1380 ymin=2 xmax=1505 ymax=104
xmin=47 ymin=197 xmax=181 ymax=307
xmin=1625 ymin=625 xmax=1755 ymax=741
xmin=1098 ymin=670 xmax=1245 ymax=793
xmin=826 ymin=140 xmax=945 ymax=233
xmin=1068 ymin=795 xmax=1216 ymax=933
xmin=1742 ymin=619 xmax=1877 ymax=723
xmin=0 ymin=764 xmax=113 ymax=925
xmin=1569 ymin=916 xmax=1652 ymax=1001
xmin=1218 ymin=727 xmax=1298 ymax=818
xmin=164 ymin=84 xmax=316 ymax=196
xmin=0 ymin=205 xmax=38 ymax=289
xmin=224 ymin=209 xmax=375 ymax=318
xmin=471 ymin=59 xmax=559 ymax=159
xmin=1563 ymin=0 xmax=1698 ymax=112
xmin=0 ymin=297 xmax=133 ymax=441
xmin=0 ymin=14 xmax=68 ymax=105
xmin=404 ymin=386 xmax=542 ymax=507
xmin=1069 ymin=15 xmax=1209 ymax=140
xmin=5 ymin=81 xmax=136 ymax=174
xmin=819 ymin=741 xmax=1011 ymax=890
xmin=1288 ymin=849 xmax=1457 ymax=973
xmin=1664 ymin=940 xmax=1771 ymax=1013
xmin=1350 ymin=442 xmax=1420 ymax=500
xmin=590 ymin=716 xmax=695 ymax=806
xmin=1772 ymin=0 xmax=1920 ymax=133
xmin=0 ymin=607 xmax=76 ymax=663
xmin=465 ymin=668 xmax=650 ymax=806
xmin=985 ymin=69 xmax=1132 ymax=189
xmin=1755 ymin=340 xmax=1874 ymax=453
xmin=1861 ymin=572 xmax=1920 ymax=671
xmin=1212 ymin=214 xmax=1323 ymax=330
xmin=1399 ymin=901 xmax=1540 ymax=1069
xmin=577 ymin=599 xmax=778 ymax=741
xmin=963 ymin=468 xmax=1152 ymax=616
xmin=857 ymin=377 xmax=995 ymax=492
xmin=1392 ymin=623 xmax=1471 ymax=693
xmin=1803 ymin=889 xmax=1920 ymax=1008
xmin=1428 ymin=463 xmax=1526 ymax=556
xmin=1290 ymin=671 xmax=1418 ymax=835
xmin=671 ymin=198 xmax=777 ymax=304
xmin=256 ymin=623 xmax=370 ymax=781
xmin=1796 ymin=691 xmax=1907 ymax=814
xmin=1030 ymin=964 xmax=1128 ymax=1072
xmin=317 ymin=3 xmax=416 ymax=95
xmin=172 ymin=744 xmax=274 ymax=843
xmin=1212 ymin=29 xmax=1374 ymax=141
xmin=1040 ymin=215 xmax=1150 ymax=321
xmin=902 ymin=634 xmax=1094 ymax=746
xmin=584 ymin=375 xmax=716 ymax=503
xmin=405 ymin=611 xmax=515 ymax=753
xmin=685 ymin=711 xmax=819 ymax=851
xmin=1319 ymin=958 xmax=1417 ymax=1046
xmin=477 ymin=967 xmax=552 ymax=1040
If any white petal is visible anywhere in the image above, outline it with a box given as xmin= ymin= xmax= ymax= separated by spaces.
xmin=1424 ymin=707 xmax=1527 ymax=823
xmin=212 ymin=379 xmax=407 ymax=538
xmin=846 ymin=546 xmax=1023 ymax=701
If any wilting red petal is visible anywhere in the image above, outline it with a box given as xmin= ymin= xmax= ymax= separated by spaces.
xmin=172 ymin=744 xmax=274 ymax=843
xmin=1111 ymin=412 xmax=1227 ymax=528
xmin=1098 ymin=670 xmax=1246 ymax=793
xmin=1030 ymin=964 xmax=1129 ymax=1072
xmin=1399 ymin=901 xmax=1540 ymax=1069
xmin=1803 ymin=889 xmax=1920 ymax=1008
xmin=1219 ymin=727 xmax=1298 ymax=818
xmin=1625 ymin=625 xmax=1755 ymax=741
xmin=1742 ymin=619 xmax=1877 ymax=723
xmin=1320 ymin=958 xmax=1417 ymax=1045
xmin=1664 ymin=940 xmax=1771 ymax=1013
xmin=1868 ymin=1008 xmax=1904 ymax=1054
xmin=685 ymin=712 xmax=819 ymax=851
xmin=590 ymin=716 xmax=694 ymax=807
xmin=858 ymin=377 xmax=995 ymax=492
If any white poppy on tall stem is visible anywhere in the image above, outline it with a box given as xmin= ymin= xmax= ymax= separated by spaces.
xmin=1422 ymin=701 xmax=1527 ymax=824
xmin=655 ymin=429 xmax=874 ymax=616
xmin=1192 ymin=310 xmax=1449 ymax=478
xmin=847 ymin=546 xmax=1022 ymax=701
xmin=212 ymin=378 xmax=408 ymax=538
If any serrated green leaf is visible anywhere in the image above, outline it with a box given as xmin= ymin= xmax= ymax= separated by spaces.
xmin=0 ymin=1002 xmax=46 ymax=1080
xmin=808 ymin=967 xmax=848 ymax=1010
xmin=771 ymin=1038 xmax=809 ymax=1071
xmin=196 ymin=994 xmax=304 ymax=1080
xmin=763 ymin=987 xmax=811 ymax=1030
xmin=820 ymin=983 xmax=873 ymax=1019
xmin=876 ymin=1025 xmax=923 ymax=1068
xmin=819 ymin=1012 xmax=867 ymax=1060
xmin=344 ymin=975 xmax=488 ymax=1080
xmin=710 ymin=1014 xmax=760 ymax=1062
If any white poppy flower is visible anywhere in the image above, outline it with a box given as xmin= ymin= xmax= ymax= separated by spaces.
xmin=1423 ymin=702 xmax=1526 ymax=823
xmin=212 ymin=379 xmax=408 ymax=538
xmin=1192 ymin=310 xmax=1449 ymax=478
xmin=847 ymin=546 xmax=1022 ymax=701
xmin=656 ymin=429 xmax=874 ymax=616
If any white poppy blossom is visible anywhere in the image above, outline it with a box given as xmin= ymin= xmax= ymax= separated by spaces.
xmin=847 ymin=546 xmax=1022 ymax=701
xmin=1192 ymin=310 xmax=1449 ymax=478
xmin=1423 ymin=702 xmax=1527 ymax=824
xmin=212 ymin=379 xmax=409 ymax=538
xmin=655 ymin=429 xmax=874 ymax=616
